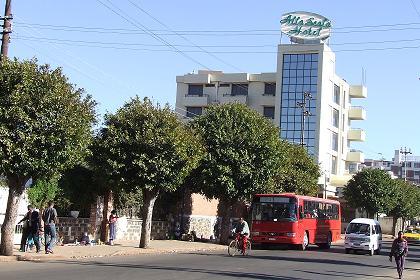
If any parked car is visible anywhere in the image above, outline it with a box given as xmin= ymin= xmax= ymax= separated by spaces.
xmin=344 ymin=218 xmax=382 ymax=256
xmin=404 ymin=228 xmax=420 ymax=243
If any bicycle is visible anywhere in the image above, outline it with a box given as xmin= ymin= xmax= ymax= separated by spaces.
xmin=228 ymin=233 xmax=251 ymax=256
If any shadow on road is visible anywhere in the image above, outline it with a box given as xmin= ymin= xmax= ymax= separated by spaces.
xmin=50 ymin=260 xmax=312 ymax=280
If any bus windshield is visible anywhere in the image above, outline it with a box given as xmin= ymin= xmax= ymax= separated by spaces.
xmin=252 ymin=202 xmax=297 ymax=222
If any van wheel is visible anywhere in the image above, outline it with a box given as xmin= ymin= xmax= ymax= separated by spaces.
xmin=345 ymin=248 xmax=350 ymax=254
xmin=369 ymin=247 xmax=374 ymax=256
xmin=299 ymin=232 xmax=309 ymax=251
xmin=375 ymin=245 xmax=381 ymax=255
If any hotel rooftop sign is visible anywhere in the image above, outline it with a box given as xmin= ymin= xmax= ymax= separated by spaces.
xmin=281 ymin=11 xmax=332 ymax=43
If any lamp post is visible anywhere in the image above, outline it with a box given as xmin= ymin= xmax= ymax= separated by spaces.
xmin=400 ymin=147 xmax=412 ymax=181
xmin=297 ymin=92 xmax=312 ymax=147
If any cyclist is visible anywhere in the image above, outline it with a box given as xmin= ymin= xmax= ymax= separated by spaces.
xmin=231 ymin=217 xmax=250 ymax=254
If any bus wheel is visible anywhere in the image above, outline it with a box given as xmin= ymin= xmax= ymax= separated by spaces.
xmin=299 ymin=232 xmax=308 ymax=251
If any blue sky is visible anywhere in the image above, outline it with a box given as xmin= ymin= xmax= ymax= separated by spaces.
xmin=7 ymin=0 xmax=420 ymax=160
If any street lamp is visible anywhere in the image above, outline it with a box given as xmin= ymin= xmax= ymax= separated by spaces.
xmin=400 ymin=147 xmax=412 ymax=182
xmin=297 ymin=92 xmax=312 ymax=147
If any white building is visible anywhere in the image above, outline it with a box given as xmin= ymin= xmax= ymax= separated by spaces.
xmin=175 ymin=12 xmax=367 ymax=198
xmin=363 ymin=149 xmax=420 ymax=183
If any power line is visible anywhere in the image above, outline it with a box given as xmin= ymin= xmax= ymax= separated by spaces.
xmin=13 ymin=20 xmax=420 ymax=33
xmin=14 ymin=36 xmax=420 ymax=53
xmin=95 ymin=0 xmax=210 ymax=70
xmin=126 ymin=0 xmax=243 ymax=72
xmin=411 ymin=0 xmax=420 ymax=19
xmin=14 ymin=34 xmax=420 ymax=49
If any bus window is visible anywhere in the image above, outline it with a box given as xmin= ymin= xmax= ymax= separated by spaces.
xmin=252 ymin=200 xmax=297 ymax=222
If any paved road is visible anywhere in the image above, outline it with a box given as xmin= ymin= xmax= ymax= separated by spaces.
xmin=1 ymin=241 xmax=419 ymax=280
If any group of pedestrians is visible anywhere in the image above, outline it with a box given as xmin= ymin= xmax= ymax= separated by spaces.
xmin=19 ymin=201 xmax=58 ymax=254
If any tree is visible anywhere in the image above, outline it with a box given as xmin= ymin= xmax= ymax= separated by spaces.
xmin=343 ymin=169 xmax=397 ymax=218
xmin=96 ymin=97 xmax=203 ymax=248
xmin=191 ymin=103 xmax=286 ymax=244
xmin=388 ymin=180 xmax=420 ymax=235
xmin=273 ymin=142 xmax=320 ymax=196
xmin=27 ymin=177 xmax=63 ymax=211
xmin=0 ymin=58 xmax=96 ymax=255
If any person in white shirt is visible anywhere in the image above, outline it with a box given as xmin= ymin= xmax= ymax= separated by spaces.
xmin=232 ymin=217 xmax=250 ymax=253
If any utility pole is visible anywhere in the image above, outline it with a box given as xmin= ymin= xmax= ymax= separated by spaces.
xmin=297 ymin=91 xmax=312 ymax=147
xmin=400 ymin=147 xmax=412 ymax=182
xmin=1 ymin=0 xmax=12 ymax=60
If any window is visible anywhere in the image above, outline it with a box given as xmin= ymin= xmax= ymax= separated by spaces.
xmin=414 ymin=162 xmax=420 ymax=168
xmin=331 ymin=155 xmax=337 ymax=175
xmin=264 ymin=83 xmax=276 ymax=95
xmin=303 ymin=201 xmax=338 ymax=220
xmin=188 ymin=84 xmax=203 ymax=96
xmin=280 ymin=53 xmax=318 ymax=156
xmin=333 ymin=84 xmax=340 ymax=105
xmin=406 ymin=162 xmax=412 ymax=168
xmin=342 ymin=114 xmax=345 ymax=130
xmin=219 ymin=83 xmax=230 ymax=87
xmin=263 ymin=106 xmax=275 ymax=119
xmin=205 ymin=84 xmax=215 ymax=87
xmin=231 ymin=84 xmax=248 ymax=95
xmin=186 ymin=107 xmax=202 ymax=118
xmin=331 ymin=132 xmax=338 ymax=151
xmin=332 ymin=108 xmax=339 ymax=128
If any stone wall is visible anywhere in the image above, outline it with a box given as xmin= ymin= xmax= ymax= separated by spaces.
xmin=57 ymin=217 xmax=90 ymax=243
xmin=57 ymin=216 xmax=171 ymax=243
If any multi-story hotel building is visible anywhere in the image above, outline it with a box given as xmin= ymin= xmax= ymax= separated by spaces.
xmin=176 ymin=42 xmax=367 ymax=198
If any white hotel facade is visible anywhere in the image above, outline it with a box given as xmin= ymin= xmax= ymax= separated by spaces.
xmin=175 ymin=17 xmax=367 ymax=198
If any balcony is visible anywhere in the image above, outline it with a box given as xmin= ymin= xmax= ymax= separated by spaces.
xmin=346 ymin=150 xmax=365 ymax=163
xmin=349 ymin=85 xmax=367 ymax=98
xmin=183 ymin=94 xmax=210 ymax=107
xmin=348 ymin=106 xmax=366 ymax=120
xmin=219 ymin=94 xmax=248 ymax=105
xmin=330 ymin=174 xmax=353 ymax=186
xmin=347 ymin=128 xmax=366 ymax=142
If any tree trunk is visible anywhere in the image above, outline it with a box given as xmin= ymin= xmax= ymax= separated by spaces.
xmin=391 ymin=216 xmax=398 ymax=237
xmin=0 ymin=176 xmax=26 ymax=256
xmin=101 ymin=189 xmax=113 ymax=242
xmin=219 ymin=199 xmax=232 ymax=245
xmin=139 ymin=189 xmax=158 ymax=248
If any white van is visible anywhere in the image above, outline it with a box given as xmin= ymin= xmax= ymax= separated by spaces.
xmin=344 ymin=218 xmax=382 ymax=256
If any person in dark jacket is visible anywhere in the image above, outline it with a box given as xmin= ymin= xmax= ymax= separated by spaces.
xmin=27 ymin=207 xmax=42 ymax=253
xmin=389 ymin=231 xmax=408 ymax=279
xmin=18 ymin=205 xmax=32 ymax=252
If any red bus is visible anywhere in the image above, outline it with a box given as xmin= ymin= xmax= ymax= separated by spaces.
xmin=251 ymin=193 xmax=341 ymax=250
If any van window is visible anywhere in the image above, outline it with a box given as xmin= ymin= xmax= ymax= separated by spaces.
xmin=372 ymin=225 xmax=376 ymax=235
xmin=375 ymin=225 xmax=382 ymax=235
xmin=346 ymin=223 xmax=371 ymax=236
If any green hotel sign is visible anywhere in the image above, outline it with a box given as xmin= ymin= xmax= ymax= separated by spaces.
xmin=281 ymin=11 xmax=332 ymax=42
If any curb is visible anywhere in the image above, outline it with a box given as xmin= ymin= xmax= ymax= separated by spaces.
xmin=0 ymin=255 xmax=18 ymax=262
xmin=17 ymin=254 xmax=66 ymax=262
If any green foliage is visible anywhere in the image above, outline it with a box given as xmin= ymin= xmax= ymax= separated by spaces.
xmin=113 ymin=187 xmax=143 ymax=218
xmin=273 ymin=143 xmax=320 ymax=196
xmin=191 ymin=103 xmax=285 ymax=203
xmin=96 ymin=96 xmax=204 ymax=194
xmin=57 ymin=164 xmax=102 ymax=217
xmin=0 ymin=58 xmax=97 ymax=180
xmin=344 ymin=169 xmax=397 ymax=216
xmin=27 ymin=177 xmax=63 ymax=210
xmin=389 ymin=180 xmax=420 ymax=220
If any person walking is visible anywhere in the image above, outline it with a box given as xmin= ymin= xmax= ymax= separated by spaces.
xmin=108 ymin=210 xmax=118 ymax=245
xmin=27 ymin=206 xmax=42 ymax=253
xmin=389 ymin=231 xmax=408 ymax=279
xmin=18 ymin=205 xmax=33 ymax=252
xmin=42 ymin=201 xmax=58 ymax=254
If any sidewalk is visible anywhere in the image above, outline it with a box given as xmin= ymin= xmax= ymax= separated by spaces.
xmin=0 ymin=240 xmax=226 ymax=262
